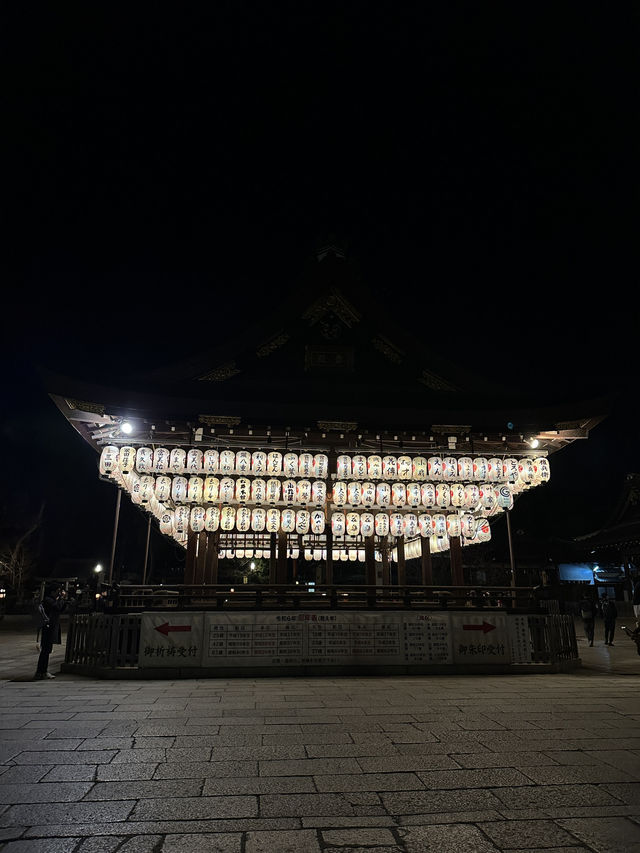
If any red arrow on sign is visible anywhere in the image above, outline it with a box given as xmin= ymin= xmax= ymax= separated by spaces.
xmin=154 ymin=622 xmax=192 ymax=636
xmin=462 ymin=621 xmax=496 ymax=634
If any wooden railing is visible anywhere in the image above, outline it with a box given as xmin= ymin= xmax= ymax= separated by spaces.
xmin=92 ymin=583 xmax=544 ymax=613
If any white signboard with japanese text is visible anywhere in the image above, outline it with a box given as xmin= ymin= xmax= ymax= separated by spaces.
xmin=509 ymin=614 xmax=533 ymax=663
xmin=450 ymin=612 xmax=511 ymax=665
xmin=140 ymin=612 xmax=204 ymax=667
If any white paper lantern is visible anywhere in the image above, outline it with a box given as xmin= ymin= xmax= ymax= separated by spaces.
xmin=473 ymin=457 xmax=488 ymax=481
xmin=304 ymin=549 xmax=313 ymax=561
xmin=187 ymin=476 xmax=203 ymax=503
xmin=235 ymin=477 xmax=250 ymax=503
xmin=184 ymin=449 xmax=201 ymax=474
xmin=464 ymin=483 xmax=480 ymax=509
xmin=169 ymin=448 xmax=186 ymax=474
xmin=219 ymin=477 xmax=235 ymax=503
xmin=174 ymin=505 xmax=190 ymax=533
xmin=171 ymin=476 xmax=188 ymax=503
xmin=486 ymin=458 xmax=503 ymax=482
xmin=235 ymin=450 xmax=251 ymax=474
xmin=392 ymin=483 xmax=406 ymax=507
xmin=450 ymin=483 xmax=465 ymax=507
xmin=352 ymin=455 xmax=367 ymax=479
xmin=236 ymin=506 xmax=251 ymax=532
xmin=281 ymin=508 xmax=296 ymax=533
xmin=375 ymin=512 xmax=390 ymax=536
xmin=218 ymin=450 xmax=234 ymax=473
xmin=298 ymin=453 xmax=314 ymax=477
xmin=331 ymin=511 xmax=346 ymax=536
xmin=251 ymin=451 xmax=267 ymax=474
xmin=432 ymin=513 xmax=447 ymax=537
xmin=457 ymin=457 xmax=473 ymax=480
xmin=139 ymin=475 xmax=155 ymax=503
xmin=155 ymin=475 xmax=171 ymax=502
xmin=460 ymin=513 xmax=476 ymax=539
xmin=160 ymin=510 xmax=174 ymax=536
xmin=236 ymin=549 xmax=245 ymax=560
xmin=119 ymin=446 xmax=137 ymax=475
xmin=266 ymin=507 xmax=280 ymax=533
xmin=406 ymin=483 xmax=421 ymax=507
xmin=348 ymin=549 xmax=358 ymax=562
xmin=367 ymin=455 xmax=382 ymax=479
xmin=479 ymin=484 xmax=497 ymax=511
xmin=446 ymin=514 xmax=461 ymax=538
xmin=337 ymin=455 xmax=352 ymax=479
xmin=412 ymin=456 xmax=427 ymax=480
xmin=251 ymin=507 xmax=266 ymax=531
xmin=283 ymin=452 xmax=298 ymax=477
xmin=135 ymin=447 xmax=153 ymax=473
xmin=99 ymin=446 xmax=119 ymax=476
xmin=311 ymin=481 xmax=327 ymax=505
xmin=395 ymin=455 xmax=410 ymax=479
xmin=267 ymin=451 xmax=283 ymax=475
xmin=360 ymin=482 xmax=376 ymax=507
xmin=360 ymin=512 xmax=375 ymax=537
xmin=129 ymin=478 xmax=143 ymax=505
xmin=477 ymin=520 xmax=491 ymax=542
xmin=345 ymin=512 xmax=359 ymax=536
xmin=383 ymin=455 xmax=398 ymax=479
xmin=203 ymin=476 xmax=219 ymax=503
xmin=389 ymin=513 xmax=404 ymax=537
xmin=518 ymin=458 xmax=535 ymax=484
xmin=153 ymin=447 xmax=170 ymax=474
xmin=533 ymin=457 xmax=551 ymax=483
xmin=282 ymin=479 xmax=297 ymax=505
xmin=421 ymin=483 xmax=436 ymax=508
xmin=313 ymin=453 xmax=328 ymax=478
xmin=333 ymin=481 xmax=347 ymax=506
xmin=418 ymin=513 xmax=432 ymax=537
xmin=376 ymin=482 xmax=391 ymax=508
xmin=310 ymin=510 xmax=325 ymax=534
xmin=442 ymin=457 xmax=458 ymax=481
xmin=205 ymin=506 xmax=220 ymax=532
xmin=428 ymin=457 xmax=443 ymax=480
xmin=297 ymin=480 xmax=312 ymax=504
xmin=347 ymin=481 xmax=362 ymax=506
xmin=200 ymin=449 xmax=217 ymax=474
xmin=429 ymin=534 xmax=447 ymax=554
xmin=435 ymin=483 xmax=451 ymax=508
xmin=503 ymin=458 xmax=519 ymax=483
xmin=251 ymin=478 xmax=266 ymax=504
xmin=221 ymin=505 xmax=236 ymax=531
xmin=404 ymin=513 xmax=418 ymax=537
xmin=497 ymin=485 xmax=513 ymax=510
xmin=266 ymin=478 xmax=281 ymax=503
xmin=295 ymin=510 xmax=310 ymax=534
xmin=190 ymin=506 xmax=205 ymax=532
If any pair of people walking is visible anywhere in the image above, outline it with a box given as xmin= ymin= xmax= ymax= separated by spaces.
xmin=34 ymin=583 xmax=67 ymax=679
xmin=579 ymin=594 xmax=617 ymax=646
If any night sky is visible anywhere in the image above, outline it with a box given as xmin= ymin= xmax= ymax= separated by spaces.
xmin=3 ymin=6 xmax=638 ymax=582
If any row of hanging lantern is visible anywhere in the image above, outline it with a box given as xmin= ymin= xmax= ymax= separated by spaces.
xmin=100 ymin=446 xmax=551 ymax=485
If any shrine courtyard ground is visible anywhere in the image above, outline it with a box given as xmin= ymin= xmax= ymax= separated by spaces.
xmin=0 ymin=615 xmax=639 ymax=852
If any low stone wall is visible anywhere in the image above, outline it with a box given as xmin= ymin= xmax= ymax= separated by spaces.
xmin=63 ymin=609 xmax=580 ymax=678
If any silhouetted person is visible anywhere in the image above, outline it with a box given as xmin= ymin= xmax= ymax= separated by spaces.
xmin=579 ymin=594 xmax=597 ymax=646
xmin=34 ymin=583 xmax=67 ymax=679
xmin=602 ymin=596 xmax=618 ymax=645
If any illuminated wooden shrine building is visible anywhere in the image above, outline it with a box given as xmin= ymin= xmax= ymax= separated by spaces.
xmin=45 ymin=246 xmax=609 ymax=588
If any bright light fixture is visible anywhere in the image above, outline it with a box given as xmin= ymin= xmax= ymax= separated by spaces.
xmin=250 ymin=561 xmax=255 ymax=570
xmin=529 ymin=438 xmax=539 ymax=449
xmin=94 ymin=563 xmax=103 ymax=574
xmin=121 ymin=421 xmax=134 ymax=434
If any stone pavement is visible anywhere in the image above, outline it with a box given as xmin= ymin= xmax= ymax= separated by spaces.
xmin=0 ymin=615 xmax=639 ymax=852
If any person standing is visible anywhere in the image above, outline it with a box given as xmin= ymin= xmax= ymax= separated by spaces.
xmin=34 ymin=583 xmax=67 ymax=680
xmin=633 ymin=579 xmax=640 ymax=626
xmin=602 ymin=596 xmax=618 ymax=646
xmin=579 ymin=593 xmax=597 ymax=646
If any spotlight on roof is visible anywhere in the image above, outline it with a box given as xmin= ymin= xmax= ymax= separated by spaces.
xmin=529 ymin=438 xmax=539 ymax=449
xmin=121 ymin=421 xmax=134 ymax=435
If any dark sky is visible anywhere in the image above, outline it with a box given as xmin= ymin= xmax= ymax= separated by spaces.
xmin=3 ymin=5 xmax=638 ymax=580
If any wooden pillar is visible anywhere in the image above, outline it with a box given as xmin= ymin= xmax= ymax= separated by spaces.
xmin=195 ymin=531 xmax=207 ymax=584
xmin=325 ymin=528 xmax=333 ymax=585
xmin=450 ymin=536 xmax=464 ymax=586
xmin=396 ymin=536 xmax=406 ymax=586
xmin=365 ymin=535 xmax=376 ymax=587
xmin=184 ymin=530 xmax=198 ymax=584
xmin=269 ymin=531 xmax=277 ymax=583
xmin=381 ymin=539 xmax=390 ymax=586
xmin=420 ymin=537 xmax=433 ymax=586
xmin=204 ymin=531 xmax=219 ymax=584
xmin=277 ymin=532 xmax=288 ymax=584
